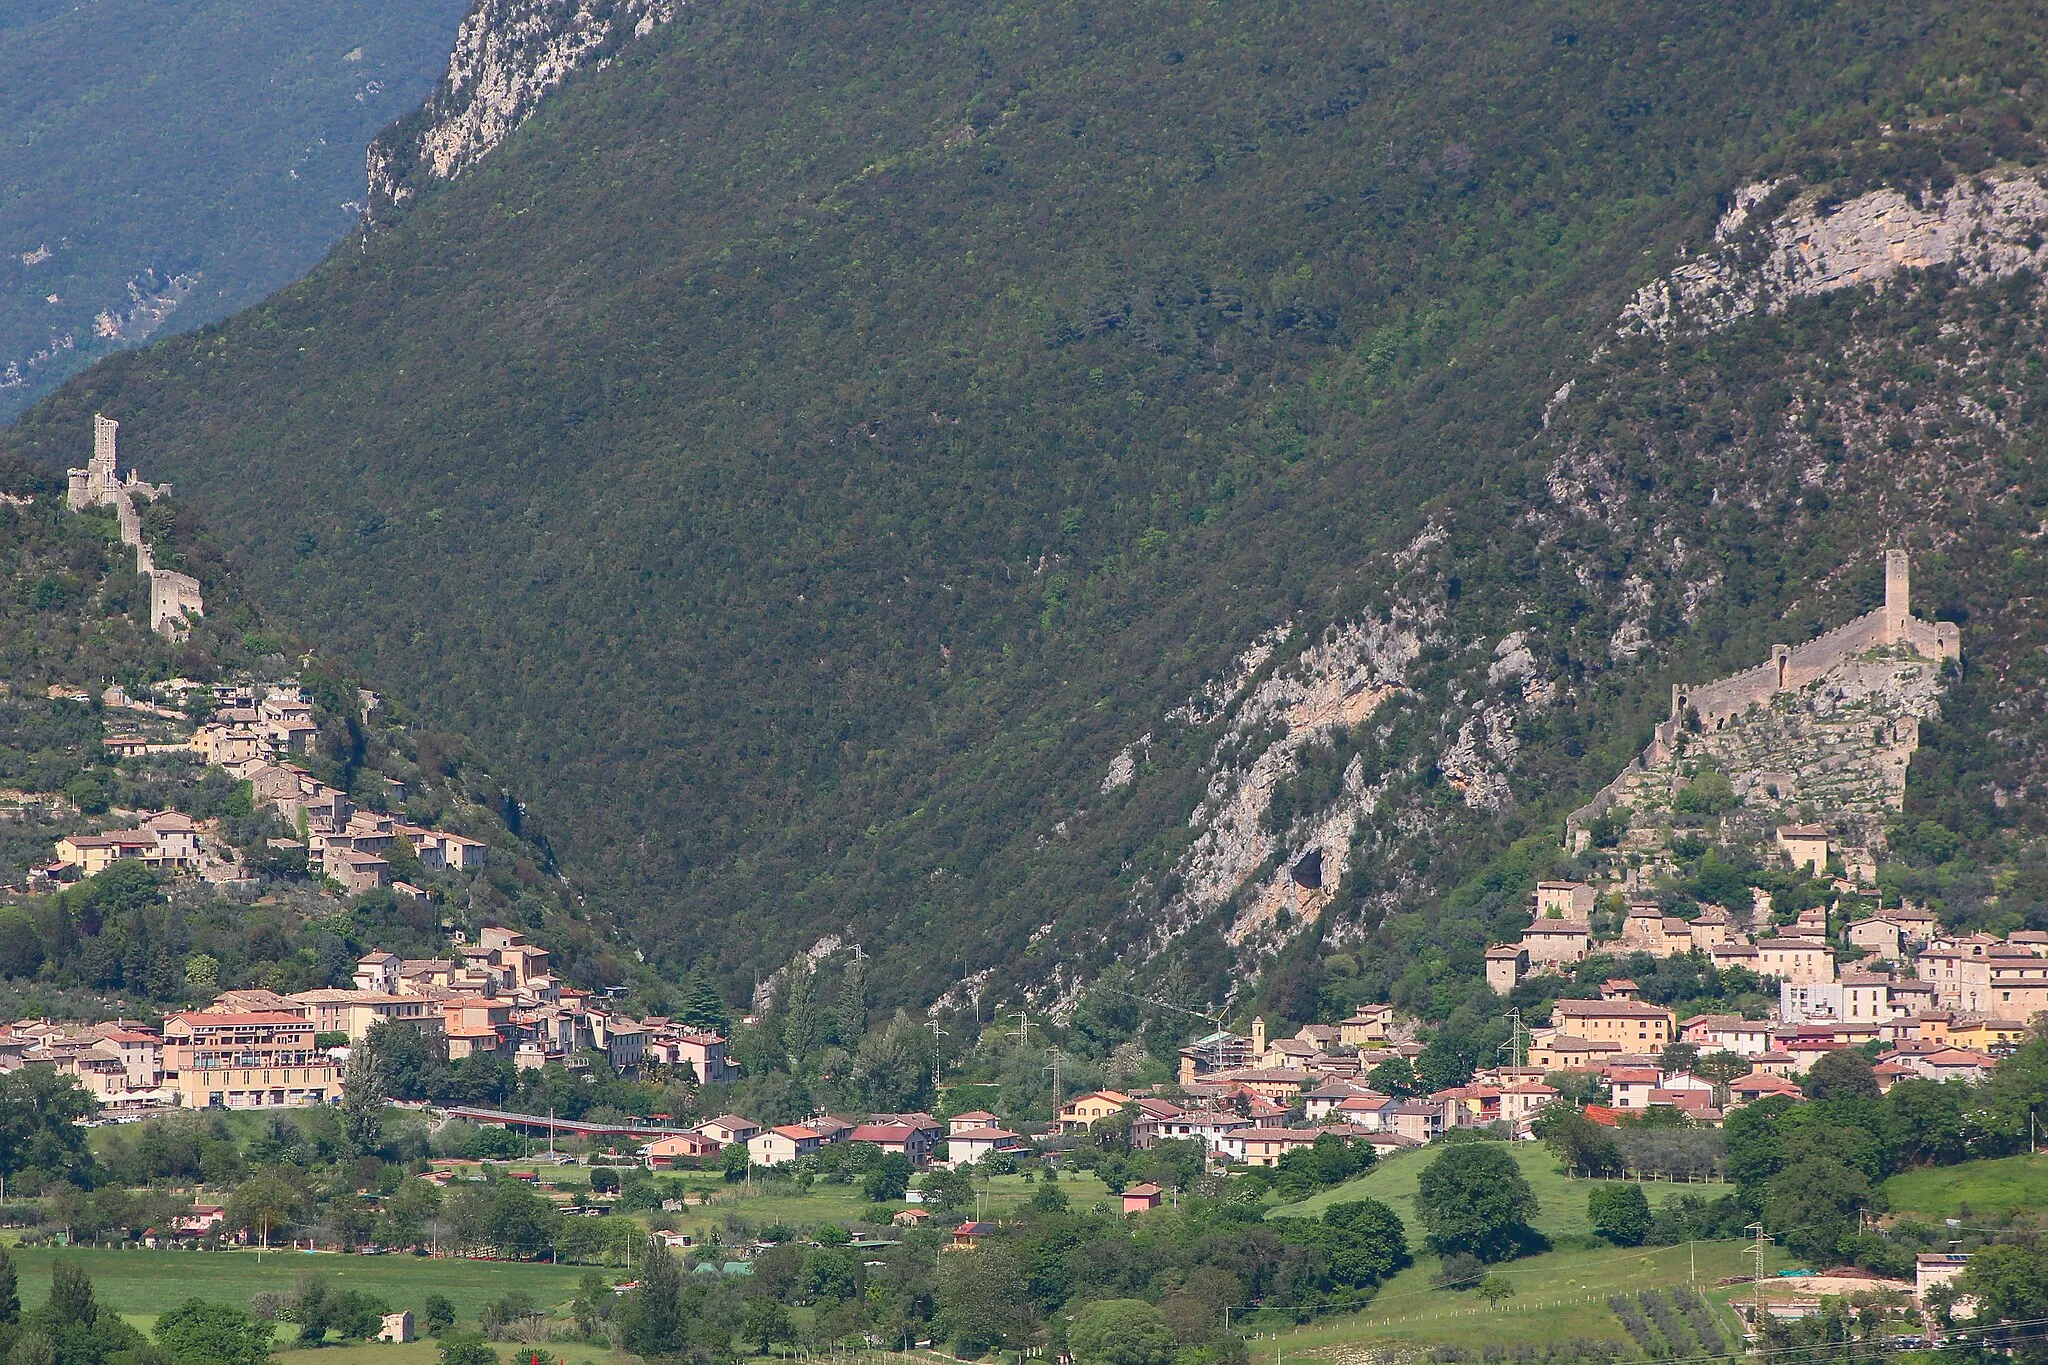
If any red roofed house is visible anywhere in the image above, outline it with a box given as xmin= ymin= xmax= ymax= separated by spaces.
xmin=1727 ymin=1071 xmax=1805 ymax=1107
xmin=849 ymin=1123 xmax=938 ymax=1167
xmin=946 ymin=1126 xmax=1024 ymax=1167
xmin=1552 ymin=999 xmax=1676 ymax=1050
xmin=161 ymin=1010 xmax=341 ymax=1109
xmin=1605 ymin=1066 xmax=1662 ymax=1110
xmin=747 ymin=1125 xmax=824 ymax=1167
xmin=1225 ymin=1127 xmax=1321 ymax=1166
xmin=641 ymin=1131 xmax=724 ymax=1167
xmin=1058 ymin=1090 xmax=1132 ymax=1133
xmin=1121 ymin=1183 xmax=1163 ymax=1214
xmin=697 ymin=1115 xmax=761 ymax=1146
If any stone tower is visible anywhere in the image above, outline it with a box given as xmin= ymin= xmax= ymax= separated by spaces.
xmin=1882 ymin=549 xmax=1911 ymax=645
xmin=92 ymin=414 xmax=118 ymax=478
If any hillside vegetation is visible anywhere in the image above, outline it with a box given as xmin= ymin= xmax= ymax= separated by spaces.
xmin=0 ymin=0 xmax=465 ymax=415
xmin=0 ymin=489 xmax=633 ymax=1016
xmin=8 ymin=0 xmax=2048 ymax=1014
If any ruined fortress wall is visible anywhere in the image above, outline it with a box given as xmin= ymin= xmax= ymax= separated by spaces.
xmin=150 ymin=571 xmax=203 ymax=636
xmin=1901 ymin=616 xmax=1961 ymax=662
xmin=64 ymin=415 xmax=203 ymax=638
xmin=1784 ymin=612 xmax=1887 ymax=688
xmin=1678 ymin=611 xmax=1887 ymax=728
xmin=1679 ymin=655 xmax=1788 ymax=728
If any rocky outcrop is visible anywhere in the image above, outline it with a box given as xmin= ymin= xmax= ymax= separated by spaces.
xmin=1134 ymin=613 xmax=1422 ymax=954
xmin=366 ymin=0 xmax=678 ymax=221
xmin=1619 ymin=169 xmax=2048 ymax=340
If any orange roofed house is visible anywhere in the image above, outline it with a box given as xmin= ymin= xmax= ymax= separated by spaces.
xmin=161 ymin=1011 xmax=341 ymax=1109
xmin=1550 ymin=999 xmax=1674 ymax=1051
xmin=1058 ymin=1090 xmax=1132 ymax=1132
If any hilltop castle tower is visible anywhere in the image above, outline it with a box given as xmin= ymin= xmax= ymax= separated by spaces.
xmin=63 ymin=415 xmax=202 ymax=638
xmin=1881 ymin=547 xmax=1912 ymax=645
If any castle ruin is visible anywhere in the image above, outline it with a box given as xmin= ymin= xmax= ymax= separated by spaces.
xmin=67 ymin=415 xmax=203 ymax=638
xmin=1566 ymin=550 xmax=1958 ymax=856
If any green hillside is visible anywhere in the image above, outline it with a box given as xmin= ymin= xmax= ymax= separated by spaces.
xmin=7 ymin=0 xmax=2048 ymax=1013
xmin=0 ymin=488 xmax=634 ymax=1014
xmin=0 ymin=0 xmax=466 ymax=415
xmin=1268 ymin=1144 xmax=1715 ymax=1243
xmin=1884 ymin=1153 xmax=2048 ymax=1221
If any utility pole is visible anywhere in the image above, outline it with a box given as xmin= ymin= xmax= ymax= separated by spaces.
xmin=1499 ymin=1008 xmax=1528 ymax=1070
xmin=1044 ymin=1048 xmax=1064 ymax=1108
xmin=1745 ymin=1221 xmax=1774 ymax=1351
xmin=926 ymin=1019 xmax=946 ymax=1094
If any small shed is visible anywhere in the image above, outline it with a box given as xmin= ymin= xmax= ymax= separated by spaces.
xmin=377 ymin=1310 xmax=415 ymax=1344
xmin=1120 ymin=1183 xmax=1163 ymax=1215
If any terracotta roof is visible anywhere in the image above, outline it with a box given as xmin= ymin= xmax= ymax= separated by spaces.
xmin=848 ymin=1124 xmax=918 ymax=1143
xmin=1554 ymin=1000 xmax=1672 ymax=1018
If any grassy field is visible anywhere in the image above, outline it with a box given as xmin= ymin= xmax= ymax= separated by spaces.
xmin=645 ymin=1169 xmax=1115 ymax=1240
xmin=1268 ymin=1142 xmax=1725 ymax=1242
xmin=1261 ymin=1239 xmax=1773 ymax=1353
xmin=5 ymin=1245 xmax=590 ymax=1331
xmin=271 ymin=1343 xmax=618 ymax=1365
xmin=1883 ymin=1154 xmax=2048 ymax=1221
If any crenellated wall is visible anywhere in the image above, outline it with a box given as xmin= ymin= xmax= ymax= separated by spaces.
xmin=63 ymin=415 xmax=202 ymax=638
xmin=1566 ymin=550 xmax=1956 ymax=849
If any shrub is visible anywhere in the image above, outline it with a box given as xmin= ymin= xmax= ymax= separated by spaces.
xmin=1588 ymin=1185 xmax=1651 ymax=1246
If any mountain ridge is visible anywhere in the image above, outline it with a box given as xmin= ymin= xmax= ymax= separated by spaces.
xmin=7 ymin=0 xmax=2048 ymax=1020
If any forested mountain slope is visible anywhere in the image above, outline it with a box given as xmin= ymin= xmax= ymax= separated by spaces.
xmin=0 ymin=0 xmax=466 ymax=416
xmin=7 ymin=0 xmax=2047 ymax=1016
xmin=0 ymin=478 xmax=635 ymax=1011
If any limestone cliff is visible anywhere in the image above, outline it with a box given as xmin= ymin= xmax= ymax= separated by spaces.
xmin=365 ymin=0 xmax=678 ymax=221
xmin=1086 ymin=162 xmax=2040 ymax=999
xmin=1619 ymin=168 xmax=2048 ymax=340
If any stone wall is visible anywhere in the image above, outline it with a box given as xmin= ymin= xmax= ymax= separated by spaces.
xmin=1567 ymin=551 xmax=1955 ymax=850
xmin=62 ymin=415 xmax=202 ymax=638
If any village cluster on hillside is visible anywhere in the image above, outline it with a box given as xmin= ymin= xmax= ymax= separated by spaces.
xmin=6 ymin=838 xmax=2037 ymax=1186
xmin=0 ymin=924 xmax=732 ymax=1112
xmin=30 ymin=677 xmax=487 ymax=897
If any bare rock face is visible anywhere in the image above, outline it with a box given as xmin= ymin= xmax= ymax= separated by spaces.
xmin=1138 ymin=613 xmax=1422 ymax=955
xmin=1620 ymin=169 xmax=2048 ymax=339
xmin=366 ymin=0 xmax=678 ymax=221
